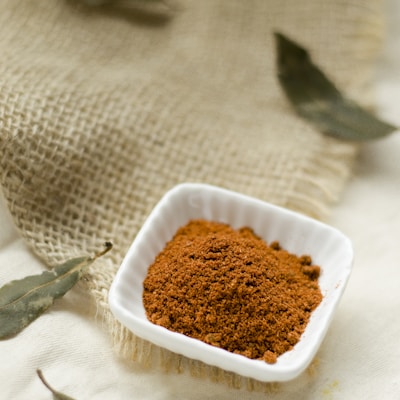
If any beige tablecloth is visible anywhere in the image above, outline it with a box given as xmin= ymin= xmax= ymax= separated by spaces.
xmin=1 ymin=1 xmax=400 ymax=399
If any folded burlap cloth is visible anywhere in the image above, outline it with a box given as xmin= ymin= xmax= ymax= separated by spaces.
xmin=0 ymin=0 xmax=385 ymax=390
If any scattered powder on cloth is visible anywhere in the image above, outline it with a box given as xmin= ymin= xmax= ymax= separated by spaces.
xmin=143 ymin=219 xmax=323 ymax=364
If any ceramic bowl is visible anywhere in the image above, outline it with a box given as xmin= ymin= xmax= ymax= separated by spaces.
xmin=108 ymin=183 xmax=353 ymax=382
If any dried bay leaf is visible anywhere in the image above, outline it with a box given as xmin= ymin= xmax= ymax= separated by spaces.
xmin=274 ymin=32 xmax=397 ymax=141
xmin=37 ymin=369 xmax=76 ymax=400
xmin=0 ymin=242 xmax=112 ymax=339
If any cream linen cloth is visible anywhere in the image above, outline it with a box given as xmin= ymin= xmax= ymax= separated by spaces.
xmin=1 ymin=0 xmax=400 ymax=398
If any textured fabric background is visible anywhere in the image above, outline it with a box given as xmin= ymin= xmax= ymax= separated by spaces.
xmin=0 ymin=0 xmax=385 ymax=389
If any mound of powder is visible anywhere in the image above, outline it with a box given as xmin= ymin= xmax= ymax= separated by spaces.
xmin=143 ymin=219 xmax=322 ymax=364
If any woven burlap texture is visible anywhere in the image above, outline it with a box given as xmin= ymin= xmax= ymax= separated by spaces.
xmin=0 ymin=0 xmax=384 ymax=390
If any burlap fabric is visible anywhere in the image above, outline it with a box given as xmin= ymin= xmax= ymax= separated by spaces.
xmin=0 ymin=0 xmax=384 ymax=390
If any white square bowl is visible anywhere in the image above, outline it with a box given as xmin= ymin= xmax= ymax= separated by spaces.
xmin=109 ymin=183 xmax=353 ymax=382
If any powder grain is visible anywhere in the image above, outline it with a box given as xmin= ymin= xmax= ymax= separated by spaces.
xmin=143 ymin=219 xmax=322 ymax=364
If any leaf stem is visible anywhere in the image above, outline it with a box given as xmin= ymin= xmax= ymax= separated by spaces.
xmin=36 ymin=369 xmax=76 ymax=399
xmin=94 ymin=241 xmax=113 ymax=259
xmin=37 ymin=369 xmax=53 ymax=391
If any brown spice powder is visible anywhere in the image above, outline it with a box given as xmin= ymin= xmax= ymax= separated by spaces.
xmin=142 ymin=219 xmax=322 ymax=364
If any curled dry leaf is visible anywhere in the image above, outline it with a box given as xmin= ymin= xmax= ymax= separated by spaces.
xmin=275 ymin=32 xmax=397 ymax=141
xmin=0 ymin=242 xmax=112 ymax=340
